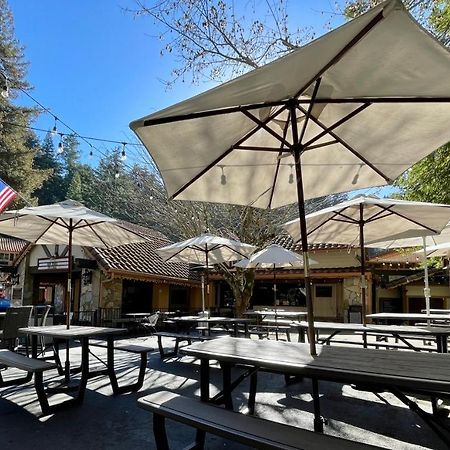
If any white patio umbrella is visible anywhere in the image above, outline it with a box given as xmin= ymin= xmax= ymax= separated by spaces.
xmin=0 ymin=200 xmax=148 ymax=327
xmin=235 ymin=244 xmax=315 ymax=307
xmin=283 ymin=196 xmax=450 ymax=321
xmin=0 ymin=200 xmax=148 ymax=381
xmin=131 ymin=0 xmax=450 ymax=354
xmin=368 ymin=224 xmax=450 ymax=316
xmin=157 ymin=233 xmax=256 ymax=311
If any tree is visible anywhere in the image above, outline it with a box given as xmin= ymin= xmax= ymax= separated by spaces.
xmin=129 ymin=0 xmax=348 ymax=315
xmin=0 ymin=0 xmax=48 ymax=205
xmin=33 ymin=133 xmax=65 ymax=204
xmin=129 ymin=0 xmax=308 ymax=86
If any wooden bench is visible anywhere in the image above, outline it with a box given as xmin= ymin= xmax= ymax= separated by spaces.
xmin=0 ymin=349 xmax=58 ymax=415
xmin=90 ymin=338 xmax=154 ymax=394
xmin=154 ymin=332 xmax=212 ymax=359
xmin=138 ymin=391 xmax=383 ymax=450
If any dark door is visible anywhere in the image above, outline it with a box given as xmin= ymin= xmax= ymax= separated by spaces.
xmin=169 ymin=286 xmax=190 ymax=312
xmin=408 ymin=296 xmax=444 ymax=313
xmin=122 ymin=280 xmax=153 ymax=314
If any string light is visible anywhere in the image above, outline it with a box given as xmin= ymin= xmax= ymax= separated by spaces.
xmin=114 ymin=169 xmax=120 ymax=179
xmin=121 ymin=143 xmax=127 ymax=161
xmin=219 ymin=166 xmax=226 ymax=185
xmin=288 ymin=164 xmax=294 ymax=184
xmin=57 ymin=135 xmax=64 ymax=154
xmin=51 ymin=116 xmax=58 ymax=135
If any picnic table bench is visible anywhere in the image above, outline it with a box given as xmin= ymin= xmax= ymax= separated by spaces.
xmin=89 ymin=338 xmax=155 ymax=393
xmin=138 ymin=390 xmax=383 ymax=450
xmin=154 ymin=331 xmax=212 ymax=359
xmin=0 ymin=349 xmax=58 ymax=415
xmin=181 ymin=337 xmax=450 ymax=447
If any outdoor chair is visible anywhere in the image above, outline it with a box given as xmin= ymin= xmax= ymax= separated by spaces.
xmin=0 ymin=306 xmax=33 ymax=352
xmin=140 ymin=312 xmax=159 ymax=335
xmin=34 ymin=305 xmax=51 ymax=355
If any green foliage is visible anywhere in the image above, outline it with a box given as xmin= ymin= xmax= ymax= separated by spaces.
xmin=0 ymin=0 xmax=49 ymax=206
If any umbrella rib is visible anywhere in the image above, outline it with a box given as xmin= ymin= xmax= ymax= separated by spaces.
xmin=304 ymin=140 xmax=339 ymax=151
xmin=293 ymin=10 xmax=384 ymax=99
xmin=88 ymin=224 xmax=111 ymax=248
xmin=296 ymin=104 xmax=392 ymax=183
xmin=364 ymin=211 xmax=394 ymax=223
xmin=301 ymin=103 xmax=371 ymax=149
xmin=234 ymin=146 xmax=287 ymax=152
xmin=142 ymin=100 xmax=288 ymax=127
xmin=373 ymin=203 xmax=446 ymax=233
xmin=300 ymin=97 xmax=450 ymax=104
xmin=241 ymin=110 xmax=292 ymax=149
xmin=171 ymin=105 xmax=288 ymax=199
xmin=306 ymin=207 xmax=356 ymax=236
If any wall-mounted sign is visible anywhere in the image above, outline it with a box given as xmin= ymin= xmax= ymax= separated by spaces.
xmin=38 ymin=257 xmax=69 ymax=271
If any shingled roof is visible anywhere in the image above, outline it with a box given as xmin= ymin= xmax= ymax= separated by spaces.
xmin=272 ymin=234 xmax=349 ymax=252
xmin=88 ymin=222 xmax=199 ymax=284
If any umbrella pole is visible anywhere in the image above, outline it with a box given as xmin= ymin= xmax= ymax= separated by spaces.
xmin=273 ymin=267 xmax=277 ymax=307
xmin=293 ymin=149 xmax=317 ymax=356
xmin=359 ymin=205 xmax=367 ymax=325
xmin=422 ymin=237 xmax=431 ymax=317
xmin=65 ymin=220 xmax=73 ymax=382
xmin=201 ymin=274 xmax=206 ymax=313
xmin=205 ymin=247 xmax=210 ymax=317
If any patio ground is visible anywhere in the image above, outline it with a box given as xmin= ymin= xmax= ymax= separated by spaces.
xmin=0 ymin=333 xmax=447 ymax=449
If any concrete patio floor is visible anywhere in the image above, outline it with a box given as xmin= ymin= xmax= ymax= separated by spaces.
xmin=0 ymin=334 xmax=447 ymax=450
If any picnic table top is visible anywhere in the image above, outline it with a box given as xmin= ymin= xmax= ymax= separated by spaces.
xmin=124 ymin=312 xmax=152 ymax=317
xmin=367 ymin=312 xmax=450 ymax=320
xmin=295 ymin=321 xmax=450 ymax=335
xmin=244 ymin=310 xmax=307 ymax=318
xmin=180 ymin=337 xmax=450 ymax=392
xmin=170 ymin=316 xmax=253 ymax=323
xmin=19 ymin=325 xmax=125 ymax=339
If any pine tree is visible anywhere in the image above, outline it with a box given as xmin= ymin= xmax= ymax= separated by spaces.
xmin=33 ymin=133 xmax=65 ymax=204
xmin=0 ymin=0 xmax=48 ymax=205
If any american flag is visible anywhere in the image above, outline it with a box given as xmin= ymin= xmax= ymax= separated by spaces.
xmin=0 ymin=179 xmax=16 ymax=213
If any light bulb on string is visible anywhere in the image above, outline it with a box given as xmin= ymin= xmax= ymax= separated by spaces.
xmin=121 ymin=143 xmax=127 ymax=161
xmin=219 ymin=166 xmax=226 ymax=185
xmin=57 ymin=135 xmax=64 ymax=154
xmin=288 ymin=164 xmax=294 ymax=184
xmin=88 ymin=144 xmax=93 ymax=159
xmin=51 ymin=116 xmax=58 ymax=136
xmin=114 ymin=169 xmax=120 ymax=179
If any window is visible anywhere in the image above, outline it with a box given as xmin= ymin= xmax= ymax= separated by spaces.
xmin=315 ymin=285 xmax=333 ymax=298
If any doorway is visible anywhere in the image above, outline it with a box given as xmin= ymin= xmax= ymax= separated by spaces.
xmin=122 ymin=279 xmax=153 ymax=314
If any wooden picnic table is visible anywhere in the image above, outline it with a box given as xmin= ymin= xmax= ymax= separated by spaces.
xmin=18 ymin=325 xmax=127 ymax=411
xmin=294 ymin=321 xmax=450 ymax=352
xmin=244 ymin=310 xmax=307 ymax=320
xmin=180 ymin=337 xmax=450 ymax=447
xmin=367 ymin=312 xmax=450 ymax=323
xmin=170 ymin=316 xmax=254 ymax=337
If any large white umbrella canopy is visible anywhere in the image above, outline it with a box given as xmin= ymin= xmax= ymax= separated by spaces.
xmin=235 ymin=244 xmax=307 ymax=269
xmin=283 ymin=196 xmax=450 ymax=319
xmin=157 ymin=233 xmax=256 ymax=311
xmin=131 ymin=0 xmax=450 ymax=354
xmin=235 ymin=244 xmax=313 ymax=307
xmin=367 ymin=224 xmax=450 ymax=317
xmin=0 ymin=200 xmax=148 ymax=327
xmin=0 ymin=200 xmax=147 ymax=247
xmin=419 ymin=242 xmax=450 ymax=258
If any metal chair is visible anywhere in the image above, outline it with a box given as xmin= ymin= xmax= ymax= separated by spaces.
xmin=0 ymin=306 xmax=33 ymax=352
xmin=35 ymin=305 xmax=52 ymax=355
xmin=140 ymin=312 xmax=160 ymax=335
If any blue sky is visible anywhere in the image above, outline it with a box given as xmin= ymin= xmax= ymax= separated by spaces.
xmin=8 ymin=0 xmax=345 ymax=164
